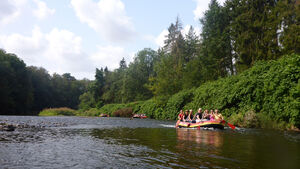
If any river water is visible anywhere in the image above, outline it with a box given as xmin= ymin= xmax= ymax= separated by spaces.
xmin=0 ymin=116 xmax=299 ymax=169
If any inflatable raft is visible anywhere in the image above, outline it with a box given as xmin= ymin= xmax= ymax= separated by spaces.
xmin=132 ymin=114 xmax=147 ymax=119
xmin=177 ymin=120 xmax=224 ymax=129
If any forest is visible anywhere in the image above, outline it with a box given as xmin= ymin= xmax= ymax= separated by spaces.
xmin=1 ymin=0 xmax=299 ymax=128
xmin=0 ymin=49 xmax=90 ymax=115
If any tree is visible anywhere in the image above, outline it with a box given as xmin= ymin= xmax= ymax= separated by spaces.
xmin=122 ymin=48 xmax=158 ymax=102
xmin=277 ymin=0 xmax=300 ymax=54
xmin=94 ymin=68 xmax=105 ymax=102
xmin=148 ymin=18 xmax=187 ymax=96
xmin=200 ymin=0 xmax=233 ymax=79
xmin=0 ymin=49 xmax=33 ymax=115
xmin=27 ymin=66 xmax=53 ymax=112
xmin=226 ymin=0 xmax=291 ymax=72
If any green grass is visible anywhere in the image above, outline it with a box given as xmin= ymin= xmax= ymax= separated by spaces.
xmin=39 ymin=107 xmax=76 ymax=116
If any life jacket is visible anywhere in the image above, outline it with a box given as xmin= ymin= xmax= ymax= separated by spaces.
xmin=189 ymin=114 xmax=194 ymax=120
xmin=179 ymin=113 xmax=184 ymax=120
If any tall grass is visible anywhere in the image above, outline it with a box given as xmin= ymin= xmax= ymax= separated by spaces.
xmin=39 ymin=107 xmax=76 ymax=116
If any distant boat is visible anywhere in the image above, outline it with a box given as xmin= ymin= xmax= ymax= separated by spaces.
xmin=99 ymin=113 xmax=109 ymax=117
xmin=132 ymin=114 xmax=147 ymax=119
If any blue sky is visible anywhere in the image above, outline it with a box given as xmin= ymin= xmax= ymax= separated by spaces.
xmin=0 ymin=0 xmax=225 ymax=79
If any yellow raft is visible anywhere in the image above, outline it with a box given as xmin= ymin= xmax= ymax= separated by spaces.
xmin=178 ymin=120 xmax=225 ymax=129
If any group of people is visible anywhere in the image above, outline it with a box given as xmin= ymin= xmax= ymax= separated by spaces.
xmin=177 ymin=108 xmax=224 ymax=123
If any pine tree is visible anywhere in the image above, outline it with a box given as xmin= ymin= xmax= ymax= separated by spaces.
xmin=200 ymin=0 xmax=233 ymax=79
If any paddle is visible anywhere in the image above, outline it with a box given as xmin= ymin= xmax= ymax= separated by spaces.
xmin=221 ymin=120 xmax=235 ymax=130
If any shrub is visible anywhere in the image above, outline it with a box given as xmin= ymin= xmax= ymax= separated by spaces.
xmin=76 ymin=108 xmax=100 ymax=116
xmin=39 ymin=107 xmax=76 ymax=116
xmin=113 ymin=107 xmax=133 ymax=117
xmin=97 ymin=104 xmax=126 ymax=116
xmin=137 ymin=99 xmax=165 ymax=119
xmin=162 ymin=88 xmax=195 ymax=120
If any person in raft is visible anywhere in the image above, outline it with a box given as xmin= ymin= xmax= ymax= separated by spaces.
xmin=188 ymin=109 xmax=196 ymax=123
xmin=184 ymin=110 xmax=189 ymax=122
xmin=195 ymin=108 xmax=203 ymax=122
xmin=213 ymin=109 xmax=224 ymax=121
xmin=202 ymin=109 xmax=210 ymax=121
xmin=177 ymin=110 xmax=185 ymax=122
xmin=209 ymin=110 xmax=215 ymax=121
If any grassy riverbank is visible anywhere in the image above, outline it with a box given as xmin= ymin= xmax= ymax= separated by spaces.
xmin=39 ymin=107 xmax=77 ymax=116
xmin=40 ymin=54 xmax=300 ymax=130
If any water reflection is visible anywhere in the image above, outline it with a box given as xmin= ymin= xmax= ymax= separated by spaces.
xmin=176 ymin=128 xmax=223 ymax=148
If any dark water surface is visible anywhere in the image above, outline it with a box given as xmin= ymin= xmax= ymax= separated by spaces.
xmin=0 ymin=116 xmax=299 ymax=169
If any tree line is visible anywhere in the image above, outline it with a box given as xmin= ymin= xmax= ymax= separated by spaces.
xmin=0 ymin=49 xmax=90 ymax=115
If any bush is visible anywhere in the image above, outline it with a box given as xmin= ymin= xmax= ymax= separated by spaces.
xmin=162 ymin=88 xmax=195 ymax=120
xmin=76 ymin=108 xmax=100 ymax=116
xmin=97 ymin=104 xmax=126 ymax=116
xmin=137 ymin=99 xmax=165 ymax=119
xmin=113 ymin=107 xmax=133 ymax=117
xmin=39 ymin=107 xmax=76 ymax=116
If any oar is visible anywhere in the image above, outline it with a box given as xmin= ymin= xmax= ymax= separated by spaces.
xmin=222 ymin=120 xmax=235 ymax=130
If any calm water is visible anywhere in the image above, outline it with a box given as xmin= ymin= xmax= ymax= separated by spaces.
xmin=0 ymin=116 xmax=300 ymax=169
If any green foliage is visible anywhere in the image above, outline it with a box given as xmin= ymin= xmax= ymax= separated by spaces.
xmin=113 ymin=107 xmax=133 ymax=117
xmin=39 ymin=107 xmax=76 ymax=116
xmin=226 ymin=0 xmax=299 ymax=70
xmin=82 ymin=102 xmax=143 ymax=117
xmin=200 ymin=0 xmax=233 ymax=78
xmin=122 ymin=48 xmax=157 ymax=102
xmin=142 ymin=54 xmax=299 ymax=129
xmin=188 ymin=54 xmax=300 ymax=128
xmin=78 ymin=91 xmax=96 ymax=111
xmin=76 ymin=108 xmax=100 ymax=116
xmin=0 ymin=49 xmax=33 ymax=115
xmin=96 ymin=104 xmax=125 ymax=116
xmin=162 ymin=89 xmax=195 ymax=120
xmin=137 ymin=99 xmax=165 ymax=119
xmin=0 ymin=49 xmax=89 ymax=115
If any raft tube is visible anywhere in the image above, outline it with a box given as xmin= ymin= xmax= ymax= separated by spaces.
xmin=178 ymin=120 xmax=224 ymax=129
xmin=132 ymin=114 xmax=147 ymax=119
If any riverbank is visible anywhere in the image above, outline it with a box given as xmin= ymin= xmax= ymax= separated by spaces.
xmin=39 ymin=54 xmax=300 ymax=130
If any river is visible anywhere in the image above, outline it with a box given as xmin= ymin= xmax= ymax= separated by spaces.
xmin=0 ymin=116 xmax=299 ymax=169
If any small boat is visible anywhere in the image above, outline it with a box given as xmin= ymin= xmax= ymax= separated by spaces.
xmin=99 ymin=113 xmax=109 ymax=117
xmin=177 ymin=120 xmax=224 ymax=129
xmin=132 ymin=114 xmax=147 ymax=119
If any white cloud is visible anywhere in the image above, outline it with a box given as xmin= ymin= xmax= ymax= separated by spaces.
xmin=90 ymin=45 xmax=131 ymax=70
xmin=0 ymin=27 xmax=134 ymax=79
xmin=0 ymin=26 xmax=47 ymax=63
xmin=182 ymin=25 xmax=201 ymax=37
xmin=0 ymin=27 xmax=93 ymax=79
xmin=71 ymin=0 xmax=136 ymax=43
xmin=0 ymin=0 xmax=26 ymax=25
xmin=155 ymin=29 xmax=168 ymax=48
xmin=193 ymin=0 xmax=226 ymax=21
xmin=33 ymin=0 xmax=55 ymax=20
